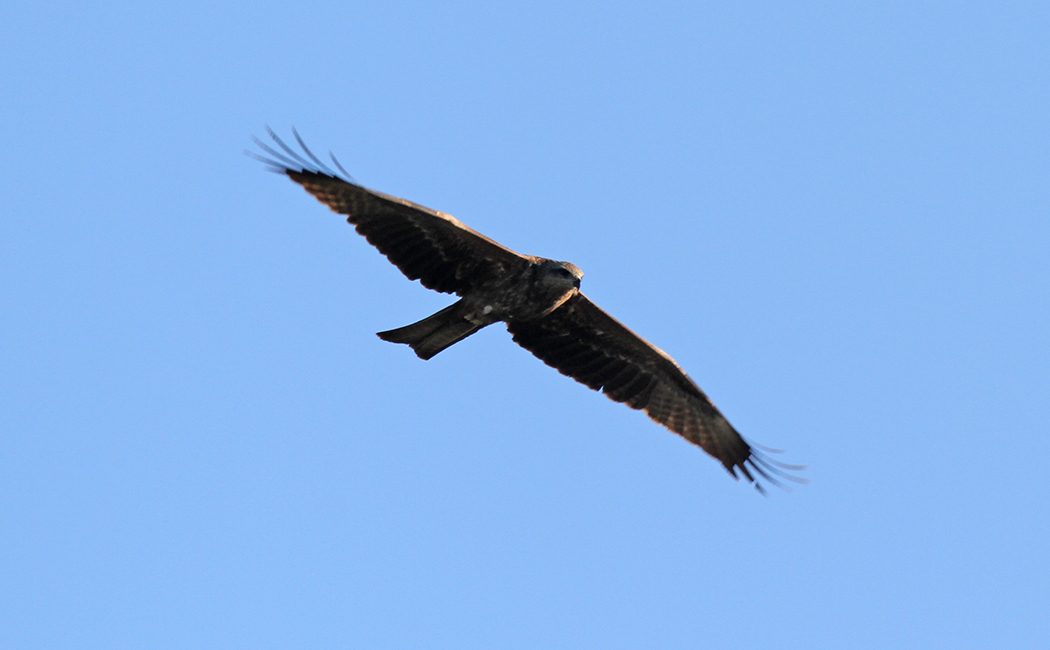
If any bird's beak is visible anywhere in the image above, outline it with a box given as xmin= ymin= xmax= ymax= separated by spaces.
xmin=573 ymin=278 xmax=581 ymax=289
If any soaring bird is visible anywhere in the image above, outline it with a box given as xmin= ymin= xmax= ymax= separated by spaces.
xmin=251 ymin=129 xmax=804 ymax=493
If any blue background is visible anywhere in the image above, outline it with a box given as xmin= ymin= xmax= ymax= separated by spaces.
xmin=3 ymin=2 xmax=1048 ymax=647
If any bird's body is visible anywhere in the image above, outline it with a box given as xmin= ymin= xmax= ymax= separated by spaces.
xmin=376 ymin=259 xmax=582 ymax=360
xmin=252 ymin=129 xmax=804 ymax=493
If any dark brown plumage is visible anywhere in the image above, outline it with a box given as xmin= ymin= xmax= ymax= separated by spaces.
xmin=251 ymin=128 xmax=805 ymax=493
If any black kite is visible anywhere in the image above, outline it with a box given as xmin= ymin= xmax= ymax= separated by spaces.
xmin=252 ymin=129 xmax=805 ymax=493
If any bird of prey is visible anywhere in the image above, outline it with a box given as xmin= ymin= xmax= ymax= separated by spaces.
xmin=251 ymin=129 xmax=804 ymax=493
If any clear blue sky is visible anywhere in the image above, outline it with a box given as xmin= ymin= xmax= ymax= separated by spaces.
xmin=3 ymin=2 xmax=1048 ymax=648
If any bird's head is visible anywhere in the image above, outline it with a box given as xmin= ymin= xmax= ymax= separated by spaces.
xmin=538 ymin=260 xmax=583 ymax=291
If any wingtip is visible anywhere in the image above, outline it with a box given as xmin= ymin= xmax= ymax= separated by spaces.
xmin=248 ymin=126 xmax=354 ymax=183
xmin=725 ymin=439 xmax=809 ymax=495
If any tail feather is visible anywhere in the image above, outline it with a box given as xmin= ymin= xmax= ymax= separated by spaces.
xmin=376 ymin=300 xmax=482 ymax=360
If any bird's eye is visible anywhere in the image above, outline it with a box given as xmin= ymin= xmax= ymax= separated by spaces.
xmin=557 ymin=268 xmax=572 ymax=278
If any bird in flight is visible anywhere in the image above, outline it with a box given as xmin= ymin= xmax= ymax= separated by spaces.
xmin=251 ymin=128 xmax=805 ymax=493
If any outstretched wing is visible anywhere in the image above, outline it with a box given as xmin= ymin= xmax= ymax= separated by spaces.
xmin=252 ymin=129 xmax=534 ymax=295
xmin=507 ymin=293 xmax=805 ymax=493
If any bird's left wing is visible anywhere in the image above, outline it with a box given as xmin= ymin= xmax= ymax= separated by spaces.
xmin=252 ymin=129 xmax=534 ymax=295
xmin=507 ymin=293 xmax=804 ymax=492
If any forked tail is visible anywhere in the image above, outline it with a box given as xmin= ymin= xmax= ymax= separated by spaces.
xmin=376 ymin=300 xmax=483 ymax=360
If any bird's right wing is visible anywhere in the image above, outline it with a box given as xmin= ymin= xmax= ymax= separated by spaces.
xmin=252 ymin=129 xmax=534 ymax=295
xmin=508 ymin=293 xmax=805 ymax=493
